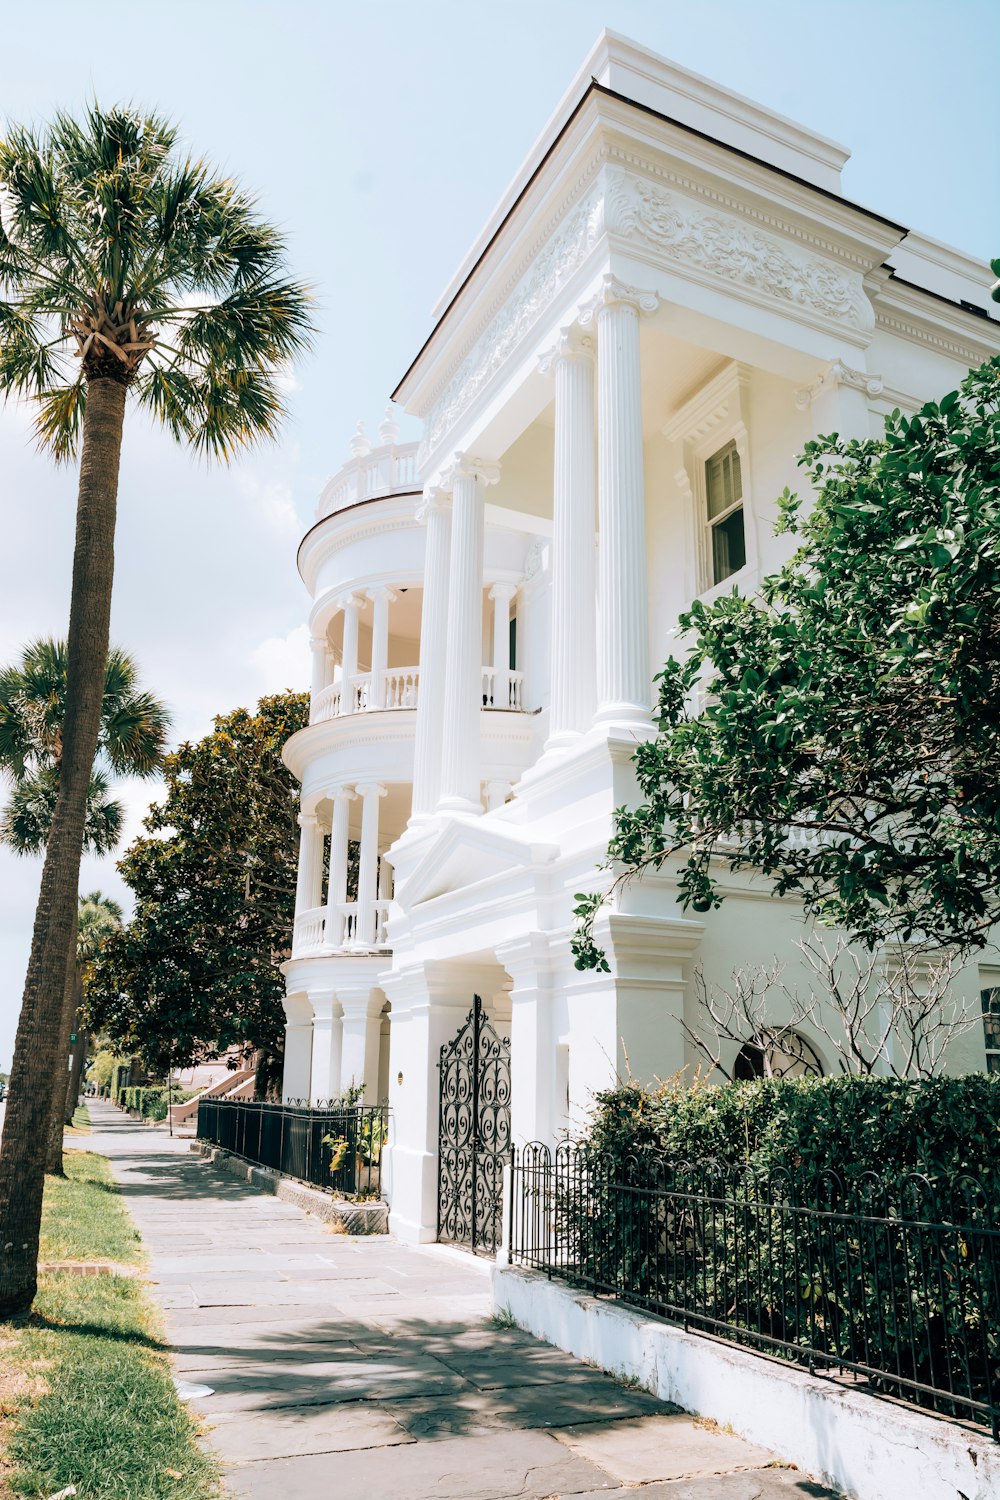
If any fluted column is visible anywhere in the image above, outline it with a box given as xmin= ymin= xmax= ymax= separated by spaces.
xmin=339 ymin=595 xmax=362 ymax=715
xmin=581 ymin=275 xmax=657 ymax=728
xmin=542 ymin=326 xmax=597 ymax=747
xmin=355 ymin=782 xmax=387 ymax=947
xmin=489 ymin=582 xmax=517 ymax=709
xmin=439 ymin=454 xmax=500 ymax=813
xmin=368 ymin=586 xmax=397 ymax=709
xmin=294 ymin=812 xmax=321 ymax=914
xmin=324 ymin=787 xmax=355 ymax=948
xmin=309 ymin=634 xmax=328 ymax=704
xmin=410 ymin=489 xmax=452 ymax=820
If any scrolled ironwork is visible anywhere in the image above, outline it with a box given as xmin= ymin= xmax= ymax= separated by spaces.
xmin=437 ymin=995 xmax=511 ymax=1256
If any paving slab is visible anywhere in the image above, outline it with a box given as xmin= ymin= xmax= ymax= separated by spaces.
xmin=82 ymin=1100 xmax=838 ymax=1500
xmin=554 ymin=1415 xmax=776 ymax=1484
xmin=222 ymin=1427 xmax=612 ymax=1500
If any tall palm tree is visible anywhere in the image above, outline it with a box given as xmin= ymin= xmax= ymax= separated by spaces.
xmin=0 ymin=105 xmax=312 ymax=1314
xmin=0 ymin=638 xmax=169 ymax=1174
xmin=62 ymin=892 xmax=123 ymax=1155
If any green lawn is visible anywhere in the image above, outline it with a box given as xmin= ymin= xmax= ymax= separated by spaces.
xmin=1 ymin=1152 xmax=220 ymax=1500
xmin=70 ymin=1102 xmax=91 ymax=1131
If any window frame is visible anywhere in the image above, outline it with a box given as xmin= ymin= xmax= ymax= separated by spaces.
xmin=664 ymin=362 xmax=757 ymax=600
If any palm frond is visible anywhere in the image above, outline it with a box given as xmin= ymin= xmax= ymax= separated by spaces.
xmin=0 ymin=765 xmax=123 ymax=855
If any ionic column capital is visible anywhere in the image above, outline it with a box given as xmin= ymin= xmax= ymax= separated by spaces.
xmin=354 ymin=781 xmax=388 ymax=801
xmin=327 ymin=785 xmax=357 ymax=804
xmin=440 ymin=452 xmax=501 ymax=491
xmin=366 ymin=585 xmax=398 ymax=605
xmin=416 ymin=484 xmax=452 ymax=524
xmin=336 ymin=592 xmax=364 ymax=615
xmin=488 ymin=581 xmax=519 ymax=603
xmin=538 ymin=323 xmax=595 ymax=376
xmin=309 ymin=634 xmax=328 ymax=655
xmin=297 ymin=811 xmax=318 ymax=830
xmin=579 ymin=273 xmax=659 ymax=326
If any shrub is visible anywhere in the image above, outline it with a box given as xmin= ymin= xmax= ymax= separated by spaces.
xmin=583 ymin=1073 xmax=1000 ymax=1191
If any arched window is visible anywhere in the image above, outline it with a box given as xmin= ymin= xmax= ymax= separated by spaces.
xmin=734 ymin=1032 xmax=823 ymax=1081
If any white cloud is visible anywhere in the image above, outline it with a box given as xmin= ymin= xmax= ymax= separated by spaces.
xmin=236 ymin=471 xmax=302 ymax=538
xmin=250 ymin=624 xmax=310 ymax=694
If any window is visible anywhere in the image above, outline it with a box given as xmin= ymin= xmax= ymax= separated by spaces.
xmin=706 ymin=440 xmax=746 ymax=585
xmin=981 ymin=989 xmax=1000 ymax=1074
xmin=734 ymin=1032 xmax=823 ymax=1081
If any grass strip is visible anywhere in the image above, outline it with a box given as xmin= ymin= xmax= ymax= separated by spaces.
xmin=1 ymin=1151 xmax=219 ymax=1500
xmin=69 ymin=1103 xmax=91 ymax=1132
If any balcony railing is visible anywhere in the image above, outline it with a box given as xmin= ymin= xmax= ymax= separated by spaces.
xmin=292 ymin=900 xmax=392 ymax=956
xmin=309 ymin=665 xmax=524 ymax=723
xmin=318 ymin=441 xmax=420 ymax=519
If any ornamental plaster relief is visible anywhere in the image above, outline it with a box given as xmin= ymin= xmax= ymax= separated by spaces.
xmin=420 ymin=160 xmax=876 ymax=465
xmin=602 ymin=166 xmax=874 ymax=333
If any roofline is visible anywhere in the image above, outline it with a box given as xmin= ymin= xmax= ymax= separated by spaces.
xmin=296 ymin=490 xmax=422 ymax=575
xmin=884 ymin=269 xmax=999 ymax=327
xmin=391 ymin=77 xmax=910 ymax=404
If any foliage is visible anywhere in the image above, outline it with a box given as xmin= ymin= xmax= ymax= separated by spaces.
xmin=0 ymin=639 xmax=169 ymax=854
xmin=2 ymin=1153 xmax=219 ymax=1500
xmin=575 ymin=358 xmax=1000 ymax=968
xmin=84 ymin=691 xmax=308 ymax=1072
xmin=0 ymin=102 xmax=313 ymax=461
xmin=582 ymin=1073 xmax=1000 ymax=1190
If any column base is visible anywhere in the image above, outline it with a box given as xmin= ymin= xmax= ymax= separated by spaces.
xmin=592 ymin=701 xmax=654 ymax=730
xmin=437 ymin=795 xmax=483 ymax=816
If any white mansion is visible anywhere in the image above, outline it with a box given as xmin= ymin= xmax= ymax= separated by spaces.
xmin=279 ymin=33 xmax=1000 ymax=1246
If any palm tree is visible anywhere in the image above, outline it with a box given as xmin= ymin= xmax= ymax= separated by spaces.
xmin=0 ymin=105 xmax=312 ymax=1314
xmin=0 ymin=638 xmax=168 ymax=1174
xmin=63 ymin=892 xmax=123 ymax=1152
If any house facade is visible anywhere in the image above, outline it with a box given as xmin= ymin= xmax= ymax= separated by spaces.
xmin=279 ymin=33 xmax=1000 ymax=1246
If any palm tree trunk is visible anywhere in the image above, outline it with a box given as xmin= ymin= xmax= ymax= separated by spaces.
xmin=0 ymin=376 xmax=126 ymax=1317
xmin=66 ymin=1023 xmax=88 ymax=1125
xmin=46 ymin=938 xmax=80 ymax=1176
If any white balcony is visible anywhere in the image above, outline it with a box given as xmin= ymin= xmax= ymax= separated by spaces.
xmin=310 ymin=665 xmax=524 ymax=724
xmin=292 ymin=900 xmax=392 ymax=957
xmin=317 ymin=440 xmax=420 ymax=520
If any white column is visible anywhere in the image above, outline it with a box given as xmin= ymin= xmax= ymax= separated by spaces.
xmin=281 ymin=994 xmax=314 ymax=1103
xmin=439 ymin=454 xmax=499 ymax=813
xmin=309 ymin=634 xmax=328 ymax=705
xmin=367 ymin=585 xmax=397 ymax=710
xmin=582 ymin=275 xmax=657 ymax=728
xmin=324 ymin=787 xmax=355 ymax=948
xmin=339 ymin=983 xmax=385 ymax=1103
xmin=411 ymin=489 xmax=452 ymax=820
xmin=543 ymin=327 xmax=597 ymax=747
xmin=489 ymin=583 xmax=517 ymax=709
xmin=309 ymin=992 xmax=343 ymax=1104
xmin=339 ymin=595 xmax=362 ymax=715
xmin=294 ymin=812 xmax=321 ymax=915
xmin=355 ymin=782 xmax=387 ymax=947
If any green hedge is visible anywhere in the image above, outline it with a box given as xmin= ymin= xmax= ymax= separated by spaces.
xmin=120 ymin=1085 xmax=200 ymax=1121
xmin=584 ymin=1073 xmax=1000 ymax=1190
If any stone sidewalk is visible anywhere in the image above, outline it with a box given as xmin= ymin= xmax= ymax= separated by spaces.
xmin=82 ymin=1102 xmax=836 ymax=1500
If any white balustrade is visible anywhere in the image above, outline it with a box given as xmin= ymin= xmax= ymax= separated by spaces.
xmin=310 ymin=682 xmax=342 ymax=723
xmin=383 ymin=666 xmax=420 ymax=709
xmin=310 ymin=665 xmax=525 ymax=725
xmin=481 ymin=667 xmax=525 ymax=710
xmin=293 ymin=899 xmax=394 ymax=956
xmin=318 ymin=441 xmax=421 ymax=519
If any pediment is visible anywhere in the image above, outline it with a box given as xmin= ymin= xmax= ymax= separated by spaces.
xmin=398 ymin=816 xmax=558 ymax=909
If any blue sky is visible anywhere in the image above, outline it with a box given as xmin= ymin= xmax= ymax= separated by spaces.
xmin=1 ymin=0 xmax=998 ymax=1070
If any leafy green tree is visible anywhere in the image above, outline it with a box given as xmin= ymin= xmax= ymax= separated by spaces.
xmin=0 ymin=104 xmax=313 ymax=1314
xmin=575 ymin=357 xmax=1000 ymax=970
xmin=0 ymin=641 xmax=167 ymax=1173
xmin=85 ymin=693 xmax=308 ymax=1079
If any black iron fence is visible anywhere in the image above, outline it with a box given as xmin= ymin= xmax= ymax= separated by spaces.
xmin=197 ymin=1098 xmax=389 ymax=1201
xmin=509 ymin=1142 xmax=1000 ymax=1438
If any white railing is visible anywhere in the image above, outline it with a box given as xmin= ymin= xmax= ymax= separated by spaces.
xmin=309 ymin=663 xmax=525 ymax=724
xmin=383 ymin=666 xmax=420 ymax=709
xmin=318 ymin=441 xmax=420 ymax=519
xmin=292 ymin=900 xmax=393 ymax=956
xmin=311 ymin=682 xmax=342 ymax=723
xmin=481 ymin=667 xmax=525 ymax=710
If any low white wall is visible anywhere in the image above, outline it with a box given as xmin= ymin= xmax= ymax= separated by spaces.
xmin=493 ymin=1264 xmax=1000 ymax=1500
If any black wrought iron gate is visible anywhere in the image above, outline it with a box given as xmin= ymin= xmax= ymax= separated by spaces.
xmin=437 ymin=996 xmax=511 ymax=1255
